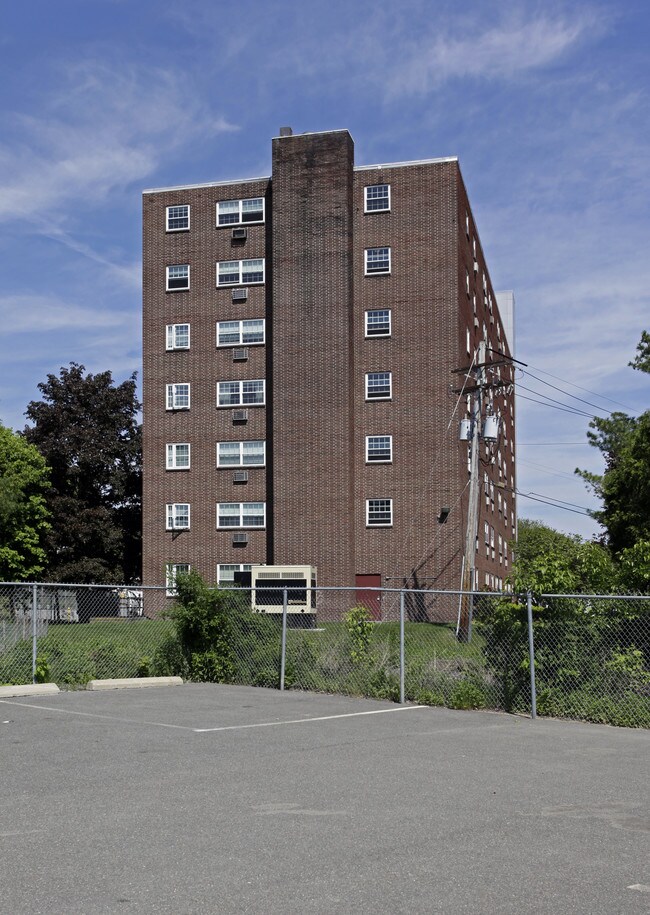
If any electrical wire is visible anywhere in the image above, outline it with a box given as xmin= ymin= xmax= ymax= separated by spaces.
xmin=516 ymin=382 xmax=601 ymax=418
xmin=520 ymin=369 xmax=614 ymax=415
xmin=514 ymin=492 xmax=591 ymax=517
xmin=515 ymin=391 xmax=596 ymax=418
xmin=390 ymin=348 xmax=478 ymax=583
xmin=522 ymin=362 xmax=634 ymax=412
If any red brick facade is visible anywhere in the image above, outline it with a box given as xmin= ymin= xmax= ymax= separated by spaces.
xmin=142 ymin=129 xmax=515 ymax=607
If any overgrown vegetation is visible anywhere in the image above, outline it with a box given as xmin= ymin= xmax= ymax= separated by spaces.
xmin=0 ymin=619 xmax=173 ymax=686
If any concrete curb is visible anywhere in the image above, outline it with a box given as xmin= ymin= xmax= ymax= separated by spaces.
xmin=86 ymin=676 xmax=184 ymax=691
xmin=0 ymin=683 xmax=60 ymax=698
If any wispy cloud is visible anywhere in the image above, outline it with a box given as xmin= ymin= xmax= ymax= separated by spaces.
xmin=0 ymin=61 xmax=237 ymax=224
xmin=386 ymin=10 xmax=605 ymax=96
xmin=0 ymin=294 xmax=129 ymax=333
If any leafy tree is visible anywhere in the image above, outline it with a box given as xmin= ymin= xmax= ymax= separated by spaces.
xmin=23 ymin=363 xmax=141 ymax=583
xmin=577 ymin=331 xmax=650 ymax=556
xmin=0 ymin=424 xmax=51 ymax=580
xmin=511 ymin=519 xmax=616 ymax=594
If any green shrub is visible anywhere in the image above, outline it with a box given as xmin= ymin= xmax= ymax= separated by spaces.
xmin=345 ymin=605 xmax=373 ymax=665
xmin=34 ymin=654 xmax=51 ymax=683
xmin=448 ymin=677 xmax=487 ymax=710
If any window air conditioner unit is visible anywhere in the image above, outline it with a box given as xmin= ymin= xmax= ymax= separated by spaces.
xmin=231 ymin=228 xmax=247 ymax=241
xmin=233 ymin=348 xmax=248 ymax=361
xmin=233 ymin=471 xmax=248 ymax=484
xmin=233 ymin=532 xmax=249 ymax=545
xmin=232 ymin=409 xmax=248 ymax=423
xmin=232 ymin=288 xmax=248 ymax=302
xmin=473 ymin=260 xmax=479 ymax=274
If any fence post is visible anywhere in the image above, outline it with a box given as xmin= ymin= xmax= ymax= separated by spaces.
xmin=279 ymin=588 xmax=288 ymax=691
xmin=399 ymin=590 xmax=405 ymax=704
xmin=31 ymin=583 xmax=38 ymax=684
xmin=526 ymin=590 xmax=537 ymax=720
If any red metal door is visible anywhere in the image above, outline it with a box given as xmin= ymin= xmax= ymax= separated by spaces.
xmin=355 ymin=574 xmax=382 ymax=620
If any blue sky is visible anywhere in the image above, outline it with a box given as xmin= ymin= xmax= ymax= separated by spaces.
xmin=1 ymin=0 xmax=648 ymax=540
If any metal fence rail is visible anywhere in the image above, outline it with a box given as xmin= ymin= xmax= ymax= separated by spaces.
xmin=0 ymin=582 xmax=648 ymax=728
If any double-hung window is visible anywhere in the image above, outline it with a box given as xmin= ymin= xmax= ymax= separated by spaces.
xmin=166 ymin=503 xmax=190 ymax=530
xmin=366 ymin=435 xmax=392 ymax=463
xmin=217 ymin=441 xmax=265 ymax=467
xmin=217 ymin=259 xmax=265 ymax=286
xmin=166 ymin=443 xmax=190 ymax=470
xmin=365 ymin=247 xmax=391 ymax=275
xmin=364 ymin=184 xmax=390 ymax=212
xmin=365 ymin=309 xmax=391 ymax=337
xmin=217 ymin=502 xmax=266 ymax=528
xmin=365 ymin=372 xmax=392 ymax=400
xmin=166 ymin=205 xmax=189 ymax=231
xmin=166 ymin=264 xmax=190 ymax=291
xmin=166 ymin=324 xmax=190 ymax=350
xmin=165 ymin=563 xmax=190 ymax=597
xmin=216 ymin=319 xmax=265 ymax=347
xmin=217 ymin=563 xmax=253 ymax=586
xmin=217 ymin=198 xmax=265 ymax=226
xmin=366 ymin=499 xmax=393 ymax=527
xmin=217 ymin=380 xmax=265 ymax=407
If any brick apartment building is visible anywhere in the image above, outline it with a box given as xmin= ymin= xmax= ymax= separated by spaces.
xmin=142 ymin=128 xmax=516 ymax=610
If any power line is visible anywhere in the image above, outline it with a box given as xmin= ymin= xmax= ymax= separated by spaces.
xmin=522 ymin=362 xmax=633 ymax=412
xmin=520 ymin=369 xmax=612 ymax=415
xmin=516 ymin=390 xmax=595 ymax=418
xmin=518 ymin=458 xmax=580 ymax=481
xmin=518 ymin=442 xmax=590 ymax=445
xmin=515 ymin=492 xmax=591 ymax=517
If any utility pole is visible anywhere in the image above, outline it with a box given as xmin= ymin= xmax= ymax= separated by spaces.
xmin=458 ymin=340 xmax=485 ymax=641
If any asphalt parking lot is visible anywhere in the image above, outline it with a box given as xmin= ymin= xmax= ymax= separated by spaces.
xmin=1 ymin=684 xmax=648 ymax=914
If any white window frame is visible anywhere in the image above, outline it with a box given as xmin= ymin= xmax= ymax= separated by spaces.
xmin=217 ymin=502 xmax=266 ymax=529
xmin=166 ymin=383 xmax=190 ymax=411
xmin=364 ymin=247 xmax=391 ymax=276
xmin=365 ymin=309 xmax=391 ymax=337
xmin=165 ymin=563 xmax=190 ymax=597
xmin=217 ymin=378 xmax=266 ymax=410
xmin=217 ymin=380 xmax=265 ymax=408
xmin=365 ymin=435 xmax=393 ymax=463
xmin=216 ymin=198 xmax=265 ymax=227
xmin=166 ymin=264 xmax=190 ymax=292
xmin=166 ymin=323 xmax=190 ymax=351
xmin=216 ymin=319 xmax=265 ymax=347
xmin=166 ymin=205 xmax=190 ymax=232
xmin=217 ymin=563 xmax=254 ymax=586
xmin=166 ymin=443 xmax=190 ymax=470
xmin=365 ymin=372 xmax=392 ymax=401
xmin=366 ymin=498 xmax=393 ymax=527
xmin=166 ymin=503 xmax=190 ymax=531
xmin=217 ymin=441 xmax=266 ymax=468
xmin=216 ymin=259 xmax=265 ymax=287
xmin=364 ymin=184 xmax=391 ymax=213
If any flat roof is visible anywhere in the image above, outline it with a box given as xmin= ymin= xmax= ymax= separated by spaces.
xmin=143 ymin=154 xmax=459 ymax=195
xmin=355 ymin=156 xmax=458 ymax=170
xmin=143 ymin=175 xmax=270 ymax=195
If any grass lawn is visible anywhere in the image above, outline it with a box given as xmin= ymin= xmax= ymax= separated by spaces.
xmin=0 ymin=618 xmax=173 ymax=687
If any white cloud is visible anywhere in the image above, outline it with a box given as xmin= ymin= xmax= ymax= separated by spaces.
xmin=0 ymin=294 xmax=128 ymax=333
xmin=384 ymin=10 xmax=604 ymax=96
xmin=0 ymin=61 xmax=237 ymax=224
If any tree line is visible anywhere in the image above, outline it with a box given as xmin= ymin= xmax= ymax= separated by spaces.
xmin=1 ymin=363 xmax=141 ymax=583
xmin=0 ymin=332 xmax=648 ymax=589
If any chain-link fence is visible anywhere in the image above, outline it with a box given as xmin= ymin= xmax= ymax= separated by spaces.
xmin=1 ymin=582 xmax=648 ymax=728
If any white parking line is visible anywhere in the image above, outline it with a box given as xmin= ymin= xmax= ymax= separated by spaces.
xmin=194 ymin=705 xmax=427 ymax=732
xmin=0 ymin=699 xmax=193 ymax=730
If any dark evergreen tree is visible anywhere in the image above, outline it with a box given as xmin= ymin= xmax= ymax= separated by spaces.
xmin=23 ymin=363 xmax=141 ymax=583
